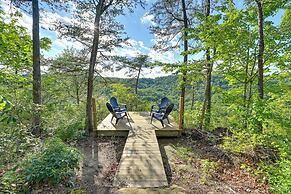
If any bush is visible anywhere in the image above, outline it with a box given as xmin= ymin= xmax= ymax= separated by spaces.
xmin=56 ymin=120 xmax=85 ymax=142
xmin=0 ymin=125 xmax=38 ymax=167
xmin=42 ymin=103 xmax=86 ymax=136
xmin=256 ymin=131 xmax=291 ymax=193
xmin=257 ymin=158 xmax=291 ymax=194
xmin=222 ymin=128 xmax=291 ymax=193
xmin=23 ymin=138 xmax=81 ymax=185
xmin=111 ymin=83 xmax=151 ymax=111
xmin=0 ymin=167 xmax=28 ymax=193
xmin=222 ymin=130 xmax=264 ymax=155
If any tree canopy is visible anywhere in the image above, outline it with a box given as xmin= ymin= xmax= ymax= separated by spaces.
xmin=0 ymin=1 xmax=290 ymax=193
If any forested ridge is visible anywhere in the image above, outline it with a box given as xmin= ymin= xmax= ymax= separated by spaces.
xmin=1 ymin=0 xmax=290 ymax=193
xmin=101 ymin=75 xmax=228 ymax=104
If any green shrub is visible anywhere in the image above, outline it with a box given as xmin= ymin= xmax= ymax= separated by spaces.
xmin=23 ymin=138 xmax=81 ymax=185
xmin=175 ymin=146 xmax=192 ymax=161
xmin=255 ymin=132 xmax=291 ymax=193
xmin=56 ymin=120 xmax=85 ymax=142
xmin=184 ymin=109 xmax=201 ymax=129
xmin=257 ymin=159 xmax=291 ymax=194
xmin=222 ymin=130 xmax=265 ymax=154
xmin=111 ymin=83 xmax=152 ymax=111
xmin=200 ymin=159 xmax=218 ymax=184
xmin=0 ymin=125 xmax=38 ymax=166
xmin=0 ymin=167 xmax=27 ymax=193
xmin=223 ymin=128 xmax=291 ymax=193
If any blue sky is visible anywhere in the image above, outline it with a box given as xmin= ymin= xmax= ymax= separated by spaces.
xmin=1 ymin=0 xmax=286 ymax=77
xmin=119 ymin=5 xmax=154 ymax=48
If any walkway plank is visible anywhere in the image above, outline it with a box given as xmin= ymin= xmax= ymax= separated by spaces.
xmin=96 ymin=112 xmax=181 ymax=137
xmin=113 ymin=113 xmax=168 ymax=188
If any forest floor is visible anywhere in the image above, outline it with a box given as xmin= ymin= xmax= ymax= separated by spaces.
xmin=35 ymin=129 xmax=270 ymax=194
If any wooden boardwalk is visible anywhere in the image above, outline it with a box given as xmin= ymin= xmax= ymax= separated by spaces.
xmin=96 ymin=112 xmax=180 ymax=187
xmin=97 ymin=112 xmax=180 ymax=137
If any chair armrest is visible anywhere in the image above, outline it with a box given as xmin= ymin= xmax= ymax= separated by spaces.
xmin=154 ymin=112 xmax=164 ymax=117
xmin=153 ymin=112 xmax=164 ymax=120
xmin=113 ymin=107 xmax=120 ymax=111
xmin=117 ymin=104 xmax=127 ymax=112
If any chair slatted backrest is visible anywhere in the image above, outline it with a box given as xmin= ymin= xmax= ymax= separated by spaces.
xmin=106 ymin=102 xmax=117 ymax=117
xmin=110 ymin=97 xmax=119 ymax=109
xmin=163 ymin=103 xmax=174 ymax=119
xmin=160 ymin=97 xmax=170 ymax=108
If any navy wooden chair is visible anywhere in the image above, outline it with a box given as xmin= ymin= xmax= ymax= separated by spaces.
xmin=151 ymin=103 xmax=174 ymax=127
xmin=150 ymin=97 xmax=170 ymax=115
xmin=110 ymin=97 xmax=128 ymax=113
xmin=106 ymin=102 xmax=129 ymax=125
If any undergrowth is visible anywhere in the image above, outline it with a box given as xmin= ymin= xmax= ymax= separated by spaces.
xmin=0 ymin=138 xmax=82 ymax=193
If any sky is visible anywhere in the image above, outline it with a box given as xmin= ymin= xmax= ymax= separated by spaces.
xmin=1 ymin=0 xmax=179 ymax=78
xmin=0 ymin=0 xmax=285 ymax=78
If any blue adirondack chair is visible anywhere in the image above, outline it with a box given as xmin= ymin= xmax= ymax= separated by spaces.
xmin=150 ymin=97 xmax=170 ymax=115
xmin=110 ymin=97 xmax=128 ymax=113
xmin=106 ymin=102 xmax=129 ymax=124
xmin=151 ymin=103 xmax=174 ymax=127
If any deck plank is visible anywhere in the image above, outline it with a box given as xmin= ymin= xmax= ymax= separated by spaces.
xmin=96 ymin=112 xmax=181 ymax=137
xmin=111 ymin=113 xmax=169 ymax=188
xmin=97 ymin=112 xmax=180 ymax=187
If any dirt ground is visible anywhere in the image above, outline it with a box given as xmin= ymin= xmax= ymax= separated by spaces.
xmin=36 ymin=129 xmax=270 ymax=194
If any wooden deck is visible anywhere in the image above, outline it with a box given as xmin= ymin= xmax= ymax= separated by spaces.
xmin=96 ymin=112 xmax=180 ymax=188
xmin=96 ymin=112 xmax=181 ymax=137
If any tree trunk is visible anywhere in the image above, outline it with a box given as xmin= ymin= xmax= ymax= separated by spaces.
xmin=247 ymin=80 xmax=253 ymax=111
xmin=32 ymin=0 xmax=41 ymax=136
xmin=256 ymin=0 xmax=264 ymax=100
xmin=247 ymin=47 xmax=257 ymax=128
xmin=248 ymin=46 xmax=257 ymax=108
xmin=191 ymin=85 xmax=195 ymax=110
xmin=243 ymin=73 xmax=248 ymax=129
xmin=243 ymin=44 xmax=250 ymax=110
xmin=204 ymin=52 xmax=213 ymax=129
xmin=243 ymin=36 xmax=250 ymax=128
xmin=200 ymin=0 xmax=212 ymax=130
xmin=76 ymin=86 xmax=80 ymax=105
xmin=135 ymin=65 xmax=142 ymax=95
xmin=255 ymin=0 xmax=264 ymax=132
xmin=85 ymin=2 xmax=103 ymax=134
xmin=199 ymin=88 xmax=206 ymax=129
xmin=179 ymin=0 xmax=189 ymax=130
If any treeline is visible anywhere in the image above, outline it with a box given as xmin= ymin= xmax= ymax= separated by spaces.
xmin=100 ymin=75 xmax=228 ymax=105
xmin=1 ymin=0 xmax=290 ymax=193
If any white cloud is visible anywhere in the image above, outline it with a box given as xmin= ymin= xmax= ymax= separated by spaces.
xmin=101 ymin=65 xmax=170 ymax=79
xmin=111 ymin=38 xmax=177 ymax=64
xmin=41 ymin=11 xmax=72 ymax=30
xmin=148 ymin=49 xmax=176 ymax=63
xmin=1 ymin=2 xmax=177 ymax=78
xmin=1 ymin=1 xmax=32 ymax=31
xmin=100 ymin=38 xmax=178 ymax=78
xmin=1 ymin=1 xmax=84 ymax=56
xmin=54 ymin=38 xmax=83 ymax=50
xmin=140 ymin=13 xmax=156 ymax=26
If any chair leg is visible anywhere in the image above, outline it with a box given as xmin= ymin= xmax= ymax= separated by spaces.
xmin=126 ymin=113 xmax=130 ymax=123
xmin=111 ymin=116 xmax=114 ymax=123
xmin=151 ymin=115 xmax=153 ymax=124
xmin=161 ymin=120 xmax=164 ymax=127
xmin=115 ymin=118 xmax=119 ymax=125
xmin=167 ymin=117 xmax=170 ymax=124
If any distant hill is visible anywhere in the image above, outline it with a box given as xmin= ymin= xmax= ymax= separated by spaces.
xmin=97 ymin=75 xmax=228 ymax=106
